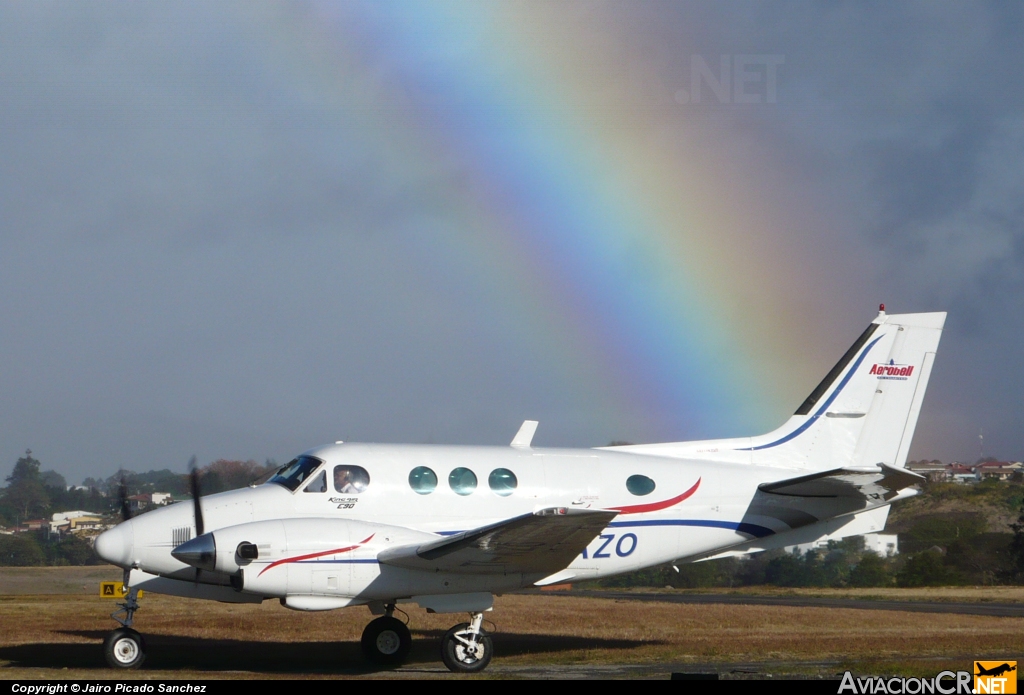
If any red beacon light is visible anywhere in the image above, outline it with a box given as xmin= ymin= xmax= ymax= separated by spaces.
xmin=879 ymin=303 xmax=885 ymax=313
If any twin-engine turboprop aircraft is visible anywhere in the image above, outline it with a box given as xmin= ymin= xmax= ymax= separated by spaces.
xmin=94 ymin=308 xmax=945 ymax=672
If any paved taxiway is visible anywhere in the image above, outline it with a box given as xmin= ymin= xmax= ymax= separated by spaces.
xmin=552 ymin=590 xmax=1024 ymax=618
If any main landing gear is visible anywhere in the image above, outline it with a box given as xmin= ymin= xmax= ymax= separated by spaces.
xmin=440 ymin=612 xmax=492 ymax=673
xmin=361 ymin=604 xmax=412 ymax=666
xmin=103 ymin=570 xmax=146 ymax=669
xmin=360 ymin=607 xmax=492 ymax=673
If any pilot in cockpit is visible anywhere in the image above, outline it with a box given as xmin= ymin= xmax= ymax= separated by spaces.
xmin=334 ymin=466 xmax=359 ymax=494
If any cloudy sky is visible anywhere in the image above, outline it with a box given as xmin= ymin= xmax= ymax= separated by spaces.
xmin=1 ymin=1 xmax=1022 ymax=482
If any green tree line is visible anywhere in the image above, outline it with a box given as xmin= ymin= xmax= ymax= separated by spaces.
xmin=0 ymin=451 xmax=277 ymax=566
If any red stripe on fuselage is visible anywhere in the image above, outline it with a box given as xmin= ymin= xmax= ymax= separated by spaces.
xmin=609 ymin=478 xmax=701 ymax=514
xmin=257 ymin=534 xmax=375 ymax=576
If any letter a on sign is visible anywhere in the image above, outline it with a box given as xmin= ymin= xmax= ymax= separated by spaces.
xmin=99 ymin=581 xmax=142 ymax=598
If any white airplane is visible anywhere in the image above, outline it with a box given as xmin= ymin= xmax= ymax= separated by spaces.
xmin=94 ymin=307 xmax=944 ymax=672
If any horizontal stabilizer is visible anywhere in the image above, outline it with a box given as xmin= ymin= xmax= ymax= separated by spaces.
xmin=378 ymin=507 xmax=617 ymax=575
xmin=759 ymin=464 xmax=924 ymax=502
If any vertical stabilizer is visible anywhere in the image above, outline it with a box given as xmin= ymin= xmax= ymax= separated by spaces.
xmin=603 ymin=309 xmax=945 ymax=471
xmin=743 ymin=310 xmax=946 ymax=470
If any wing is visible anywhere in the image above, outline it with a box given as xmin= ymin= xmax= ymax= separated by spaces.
xmin=377 ymin=507 xmax=618 ymax=575
xmin=759 ymin=463 xmax=924 ymax=502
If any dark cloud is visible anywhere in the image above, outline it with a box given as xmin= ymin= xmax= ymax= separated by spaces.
xmin=1 ymin=1 xmax=1022 ymax=479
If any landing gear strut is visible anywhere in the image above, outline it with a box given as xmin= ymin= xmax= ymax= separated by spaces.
xmin=361 ymin=603 xmax=412 ymax=666
xmin=441 ymin=612 xmax=492 ymax=673
xmin=104 ymin=570 xmax=146 ymax=669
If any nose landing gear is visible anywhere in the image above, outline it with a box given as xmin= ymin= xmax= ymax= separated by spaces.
xmin=104 ymin=570 xmax=146 ymax=669
xmin=441 ymin=612 xmax=492 ymax=673
xmin=103 ymin=627 xmax=146 ymax=669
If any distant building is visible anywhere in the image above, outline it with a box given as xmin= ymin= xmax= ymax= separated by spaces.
xmin=19 ymin=519 xmax=46 ymax=532
xmin=906 ymin=460 xmax=948 ymax=482
xmin=151 ymin=492 xmax=172 ymax=506
xmin=787 ymin=533 xmax=898 ymax=557
xmin=127 ymin=492 xmax=173 ymax=513
xmin=51 ymin=510 xmax=95 ymax=522
xmin=974 ymin=461 xmax=1023 ymax=482
xmin=947 ymin=463 xmax=976 ymax=484
xmin=862 ymin=533 xmax=899 ymax=557
xmin=49 ymin=511 xmax=104 ymax=535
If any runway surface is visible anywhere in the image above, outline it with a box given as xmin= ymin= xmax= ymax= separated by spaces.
xmin=552 ymin=589 xmax=1024 ymax=618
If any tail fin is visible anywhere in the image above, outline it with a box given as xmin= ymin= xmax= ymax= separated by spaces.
xmin=849 ymin=311 xmax=945 ymax=469
xmin=610 ymin=309 xmax=946 ymax=471
xmin=745 ymin=309 xmax=945 ymax=470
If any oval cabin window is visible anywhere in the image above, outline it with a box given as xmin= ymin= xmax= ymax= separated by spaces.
xmin=408 ymin=466 xmax=438 ymax=495
xmin=448 ymin=467 xmax=478 ymax=496
xmin=626 ymin=474 xmax=656 ymax=496
xmin=488 ymin=468 xmax=518 ymax=496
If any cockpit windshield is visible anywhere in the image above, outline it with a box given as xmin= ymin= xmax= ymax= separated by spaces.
xmin=268 ymin=455 xmax=323 ymax=492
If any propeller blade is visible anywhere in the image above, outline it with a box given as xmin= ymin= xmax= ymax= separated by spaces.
xmin=118 ymin=475 xmax=132 ymax=522
xmin=188 ymin=456 xmax=204 ymax=537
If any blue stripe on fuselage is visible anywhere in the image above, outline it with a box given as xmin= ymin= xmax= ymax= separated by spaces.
xmin=607 ymin=519 xmax=774 ymax=538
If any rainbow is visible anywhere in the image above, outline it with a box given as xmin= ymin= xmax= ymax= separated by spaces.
xmin=238 ymin=2 xmax=839 ymax=442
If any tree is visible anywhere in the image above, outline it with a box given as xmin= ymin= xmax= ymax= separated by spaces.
xmin=849 ymin=553 xmax=891 ymax=587
xmin=45 ymin=534 xmax=97 ymax=566
xmin=40 ymin=470 xmax=67 ymax=490
xmin=896 ymin=550 xmax=962 ymax=587
xmin=1004 ymin=498 xmax=1024 ymax=583
xmin=2 ymin=450 xmax=50 ymax=520
xmin=0 ymin=534 xmax=45 ymax=566
xmin=200 ymin=459 xmax=275 ymax=494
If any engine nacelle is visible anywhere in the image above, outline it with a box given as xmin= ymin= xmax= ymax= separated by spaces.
xmin=173 ymin=517 xmax=437 ymax=599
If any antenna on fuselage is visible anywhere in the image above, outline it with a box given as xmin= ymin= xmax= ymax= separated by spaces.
xmin=511 ymin=420 xmax=539 ymax=449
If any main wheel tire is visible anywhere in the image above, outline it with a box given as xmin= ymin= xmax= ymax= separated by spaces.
xmin=103 ymin=628 xmax=146 ymax=669
xmin=361 ymin=616 xmax=412 ymax=666
xmin=441 ymin=622 xmax=492 ymax=673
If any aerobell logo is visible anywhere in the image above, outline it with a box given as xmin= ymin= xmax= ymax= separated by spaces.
xmin=870 ymin=360 xmax=915 ymax=380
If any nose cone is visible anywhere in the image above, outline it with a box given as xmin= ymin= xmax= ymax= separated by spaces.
xmin=94 ymin=522 xmax=134 ymax=568
xmin=171 ymin=532 xmax=217 ymax=572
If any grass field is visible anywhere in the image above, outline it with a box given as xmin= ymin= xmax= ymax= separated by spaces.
xmin=589 ymin=584 xmax=1024 ymax=603
xmin=1 ymin=568 xmax=1021 ymax=679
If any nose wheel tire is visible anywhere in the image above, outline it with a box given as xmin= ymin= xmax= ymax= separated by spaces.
xmin=441 ymin=622 xmax=492 ymax=673
xmin=103 ymin=628 xmax=146 ymax=669
xmin=361 ymin=616 xmax=412 ymax=666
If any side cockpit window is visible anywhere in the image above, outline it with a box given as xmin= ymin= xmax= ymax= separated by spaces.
xmin=334 ymin=465 xmax=370 ymax=494
xmin=303 ymin=470 xmax=327 ymax=493
xmin=268 ymin=455 xmax=323 ymax=492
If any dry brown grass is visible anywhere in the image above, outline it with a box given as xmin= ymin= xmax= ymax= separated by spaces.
xmin=1 ymin=593 xmax=1021 ymax=679
xmin=605 ymin=585 xmax=1024 ymax=603
xmin=1 ymin=568 xmax=1021 ymax=679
